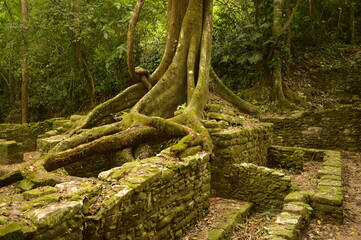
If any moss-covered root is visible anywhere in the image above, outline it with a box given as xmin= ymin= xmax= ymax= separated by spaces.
xmin=50 ymin=122 xmax=124 ymax=154
xmin=210 ymin=68 xmax=260 ymax=116
xmin=69 ymin=83 xmax=147 ymax=133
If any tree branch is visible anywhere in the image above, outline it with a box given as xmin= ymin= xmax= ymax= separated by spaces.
xmin=127 ymin=0 xmax=144 ymax=83
xmin=267 ymin=0 xmax=301 ymax=61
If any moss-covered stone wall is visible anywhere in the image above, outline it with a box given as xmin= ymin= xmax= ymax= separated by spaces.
xmin=211 ymin=123 xmax=273 ymax=167
xmin=215 ymin=163 xmax=292 ymax=211
xmin=268 ymin=145 xmax=325 ymax=172
xmin=0 ymin=151 xmax=210 ymax=240
xmin=209 ymin=123 xmax=289 ymax=211
xmin=0 ymin=118 xmax=72 ymax=152
xmin=211 ymin=123 xmax=273 ymax=197
xmin=263 ymin=105 xmax=361 ymax=151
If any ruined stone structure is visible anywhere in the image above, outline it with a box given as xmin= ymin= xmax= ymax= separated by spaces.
xmin=0 ymin=105 xmax=357 ymax=239
xmin=264 ymin=105 xmax=361 ymax=151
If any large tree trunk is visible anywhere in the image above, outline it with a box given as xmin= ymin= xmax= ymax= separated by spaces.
xmin=21 ymin=0 xmax=29 ymax=124
xmin=0 ymin=0 xmax=258 ymax=188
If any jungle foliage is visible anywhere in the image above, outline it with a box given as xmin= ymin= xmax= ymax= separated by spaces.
xmin=0 ymin=0 xmax=360 ymax=122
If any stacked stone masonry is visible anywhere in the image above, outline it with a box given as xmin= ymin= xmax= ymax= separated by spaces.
xmin=0 ymin=118 xmax=73 ymax=152
xmin=0 ymin=139 xmax=23 ymax=164
xmin=0 ymin=152 xmax=211 ymax=240
xmin=262 ymin=148 xmax=343 ymax=239
xmin=263 ymin=105 xmax=361 ymax=151
xmin=262 ymin=192 xmax=313 ymax=240
xmin=312 ymin=150 xmax=344 ymax=223
xmin=0 ymin=105 xmax=351 ymax=239
xmin=214 ymin=163 xmax=292 ymax=211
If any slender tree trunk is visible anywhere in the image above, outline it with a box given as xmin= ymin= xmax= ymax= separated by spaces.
xmin=72 ymin=0 xmax=95 ymax=107
xmin=74 ymin=41 xmax=95 ymax=106
xmin=21 ymin=0 xmax=29 ymax=124
xmin=271 ymin=0 xmax=285 ymax=102
xmin=349 ymin=0 xmax=356 ymax=45
xmin=254 ymin=0 xmax=260 ymax=26
xmin=285 ymin=0 xmax=292 ymax=81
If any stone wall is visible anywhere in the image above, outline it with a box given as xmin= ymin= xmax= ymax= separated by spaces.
xmin=268 ymin=145 xmax=325 ymax=172
xmin=263 ymin=105 xmax=361 ymax=151
xmin=0 ymin=151 xmax=210 ymax=240
xmin=214 ymin=163 xmax=292 ymax=211
xmin=266 ymin=146 xmax=344 ymax=224
xmin=211 ymin=123 xmax=274 ymax=202
xmin=0 ymin=118 xmax=72 ymax=152
xmin=211 ymin=123 xmax=273 ymax=167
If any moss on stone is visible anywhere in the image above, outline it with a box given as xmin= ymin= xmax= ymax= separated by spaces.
xmin=312 ymin=192 xmax=343 ymax=206
xmin=18 ymin=179 xmax=35 ymax=191
xmin=22 ymin=186 xmax=57 ymax=200
xmin=0 ymin=216 xmax=7 ymax=225
xmin=207 ymin=229 xmax=225 ymax=240
xmin=0 ymin=221 xmax=36 ymax=240
xmin=20 ymin=193 xmax=61 ymax=211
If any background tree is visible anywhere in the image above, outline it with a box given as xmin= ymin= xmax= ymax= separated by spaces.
xmin=21 ymin=0 xmax=30 ymax=124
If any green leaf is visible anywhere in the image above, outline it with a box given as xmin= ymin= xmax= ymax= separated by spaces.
xmin=250 ymin=32 xmax=262 ymax=41
xmin=248 ymin=52 xmax=263 ymax=64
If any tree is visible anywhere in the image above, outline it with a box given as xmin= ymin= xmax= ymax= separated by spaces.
xmin=240 ymin=0 xmax=303 ymax=111
xmin=21 ymin=0 xmax=29 ymax=124
xmin=0 ymin=0 xmax=258 ymax=187
xmin=349 ymin=0 xmax=356 ymax=45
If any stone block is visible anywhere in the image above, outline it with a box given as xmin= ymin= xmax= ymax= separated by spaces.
xmin=312 ymin=192 xmax=343 ymax=206
xmin=317 ymin=166 xmax=342 ymax=178
xmin=0 ymin=139 xmax=23 ymax=164
xmin=284 ymin=192 xmax=309 ymax=203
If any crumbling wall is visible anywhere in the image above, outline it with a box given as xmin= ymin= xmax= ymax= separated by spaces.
xmin=263 ymin=105 xmax=361 ymax=151
xmin=0 ymin=152 xmax=210 ymax=240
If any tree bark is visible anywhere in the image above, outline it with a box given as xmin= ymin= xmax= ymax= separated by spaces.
xmin=349 ymin=0 xmax=356 ymax=45
xmin=21 ymin=0 xmax=29 ymax=124
xmin=285 ymin=0 xmax=292 ymax=81
xmin=271 ymin=0 xmax=285 ymax=102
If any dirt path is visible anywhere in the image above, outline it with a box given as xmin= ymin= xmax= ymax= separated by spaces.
xmin=304 ymin=151 xmax=361 ymax=239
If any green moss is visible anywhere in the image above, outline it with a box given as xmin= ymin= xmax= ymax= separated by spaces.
xmin=284 ymin=192 xmax=309 ymax=203
xmin=312 ymin=192 xmax=343 ymax=206
xmin=22 ymin=186 xmax=57 ymax=200
xmin=0 ymin=216 xmax=7 ymax=225
xmin=20 ymin=193 xmax=60 ymax=211
xmin=207 ymin=229 xmax=225 ymax=240
xmin=18 ymin=179 xmax=35 ymax=191
xmin=0 ymin=221 xmax=36 ymax=240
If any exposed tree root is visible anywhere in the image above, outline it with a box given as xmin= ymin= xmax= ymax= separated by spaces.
xmin=70 ymin=83 xmax=147 ymax=132
xmin=0 ymin=0 xmax=243 ymax=191
xmin=210 ymin=68 xmax=260 ymax=116
xmin=240 ymin=75 xmax=304 ymax=112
